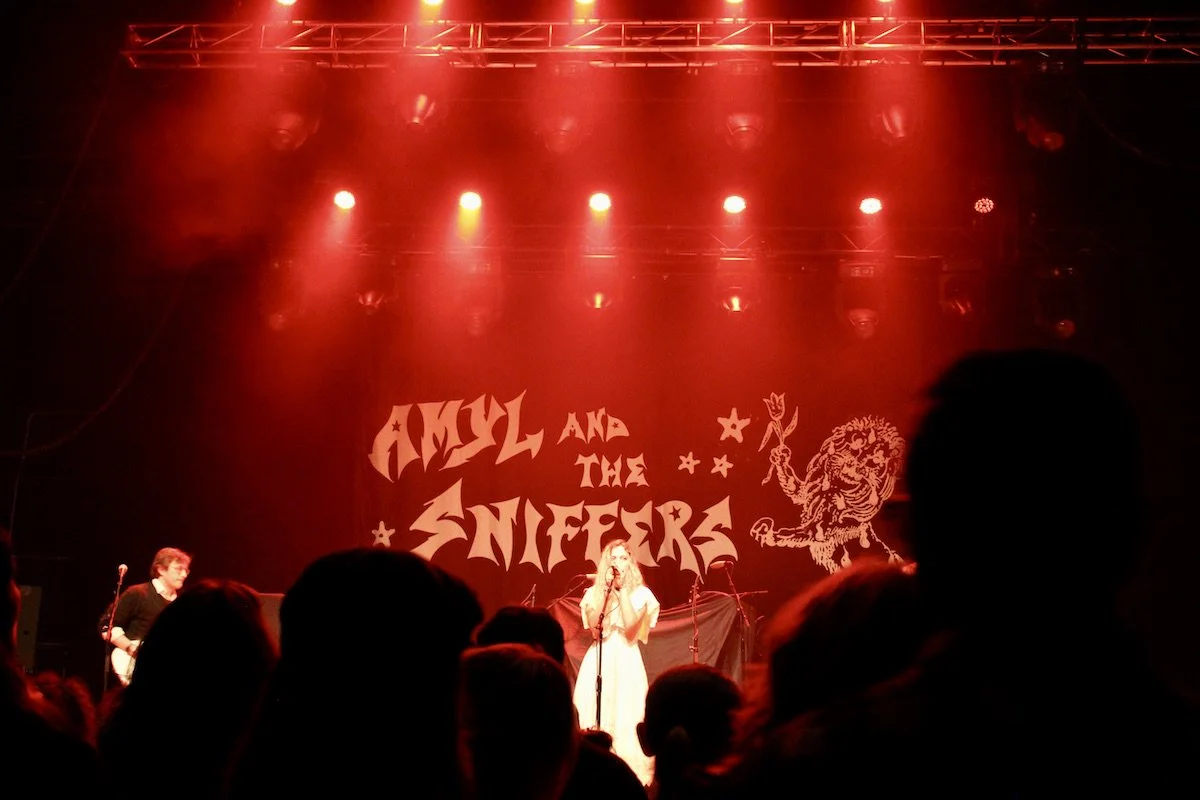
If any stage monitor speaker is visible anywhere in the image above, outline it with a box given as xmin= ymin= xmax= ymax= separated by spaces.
xmin=16 ymin=585 xmax=41 ymax=673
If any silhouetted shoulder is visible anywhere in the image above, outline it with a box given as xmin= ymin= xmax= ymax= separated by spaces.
xmin=1 ymin=704 xmax=102 ymax=795
xmin=563 ymin=737 xmax=648 ymax=800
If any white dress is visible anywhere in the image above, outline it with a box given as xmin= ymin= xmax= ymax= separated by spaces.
xmin=572 ymin=583 xmax=661 ymax=786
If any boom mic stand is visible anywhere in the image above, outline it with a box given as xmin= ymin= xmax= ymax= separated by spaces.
xmin=688 ymin=573 xmax=701 ymax=664
xmin=593 ymin=569 xmax=617 ymax=730
xmin=101 ymin=566 xmax=127 ymax=694
xmin=722 ymin=563 xmax=753 ymax=670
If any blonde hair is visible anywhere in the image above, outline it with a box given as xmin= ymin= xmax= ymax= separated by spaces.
xmin=586 ymin=539 xmax=645 ymax=599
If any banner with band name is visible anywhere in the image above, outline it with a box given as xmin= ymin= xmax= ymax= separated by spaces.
xmin=354 ymin=271 xmax=930 ymax=629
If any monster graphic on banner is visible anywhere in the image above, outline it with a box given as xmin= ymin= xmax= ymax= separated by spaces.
xmin=752 ymin=392 xmax=906 ymax=572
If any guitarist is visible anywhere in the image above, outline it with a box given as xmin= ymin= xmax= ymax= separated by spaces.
xmin=99 ymin=547 xmax=191 ymax=684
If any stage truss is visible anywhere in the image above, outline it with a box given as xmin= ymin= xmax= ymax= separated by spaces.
xmin=290 ymin=221 xmax=1100 ymax=276
xmin=122 ymin=17 xmax=1200 ymax=69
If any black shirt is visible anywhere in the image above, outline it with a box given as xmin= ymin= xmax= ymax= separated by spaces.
xmin=101 ymin=581 xmax=170 ymax=642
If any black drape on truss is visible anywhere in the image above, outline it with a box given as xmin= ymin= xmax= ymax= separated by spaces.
xmin=549 ymin=591 xmax=757 ymax=689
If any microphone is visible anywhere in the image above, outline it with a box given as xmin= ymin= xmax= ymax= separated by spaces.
xmin=611 ymin=565 xmax=620 ymax=579
xmin=117 ymin=564 xmax=128 ymax=578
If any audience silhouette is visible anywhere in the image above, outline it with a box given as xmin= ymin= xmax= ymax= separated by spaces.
xmin=0 ymin=526 xmax=102 ymax=795
xmin=229 ymin=548 xmax=482 ymax=799
xmin=472 ymin=604 xmax=648 ymax=800
xmin=459 ymin=642 xmax=579 ymax=800
xmin=6 ymin=348 xmax=1199 ymax=799
xmin=637 ymin=664 xmax=742 ymax=800
xmin=97 ymin=578 xmax=276 ymax=799
xmin=713 ymin=348 xmax=1200 ymax=798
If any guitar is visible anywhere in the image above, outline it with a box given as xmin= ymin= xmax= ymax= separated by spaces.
xmin=110 ymin=644 xmax=139 ymax=686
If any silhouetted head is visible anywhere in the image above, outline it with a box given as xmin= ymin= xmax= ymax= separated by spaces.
xmin=751 ymin=559 xmax=929 ymax=733
xmin=474 ymin=606 xmax=567 ymax=665
xmin=638 ymin=663 xmax=743 ymax=769
xmin=459 ymin=643 xmax=578 ymax=800
xmin=31 ymin=672 xmax=97 ymax=745
xmin=907 ymin=349 xmax=1143 ymax=624
xmin=128 ymin=578 xmax=275 ymax=702
xmin=279 ymin=548 xmax=482 ymax=697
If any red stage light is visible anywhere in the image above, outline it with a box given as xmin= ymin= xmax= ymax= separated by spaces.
xmin=589 ymin=193 xmax=612 ymax=213
xmin=460 ymin=191 xmax=482 ymax=211
xmin=974 ymin=196 xmax=996 ymax=214
xmin=333 ymin=190 xmax=356 ymax=210
xmin=859 ymin=197 xmax=883 ymax=215
xmin=723 ymin=195 xmax=747 ymax=215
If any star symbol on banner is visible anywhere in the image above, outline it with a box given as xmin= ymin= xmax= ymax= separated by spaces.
xmin=678 ymin=452 xmax=700 ymax=474
xmin=669 ymin=505 xmax=682 ymax=522
xmin=718 ymin=408 xmax=751 ymax=443
xmin=372 ymin=521 xmax=396 ymax=548
xmin=712 ymin=455 xmax=733 ymax=478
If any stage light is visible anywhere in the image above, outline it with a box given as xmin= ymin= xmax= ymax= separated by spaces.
xmin=276 ymin=0 xmax=297 ymax=6
xmin=460 ymin=191 xmax=482 ymax=211
xmin=859 ymin=197 xmax=883 ymax=215
xmin=422 ymin=0 xmax=443 ymax=6
xmin=353 ymin=261 xmax=396 ymax=316
xmin=534 ymin=62 xmax=595 ymax=155
xmin=589 ymin=193 xmax=612 ymax=213
xmin=723 ymin=195 xmax=747 ymax=215
xmin=265 ymin=62 xmax=323 ymax=153
xmin=872 ymin=101 xmax=916 ymax=145
xmin=456 ymin=259 xmax=504 ymax=337
xmin=1012 ymin=60 xmax=1074 ymax=153
xmin=837 ymin=259 xmax=887 ymax=340
xmin=393 ymin=56 xmax=452 ymax=132
xmin=939 ymin=270 xmax=984 ymax=321
xmin=260 ymin=259 xmax=303 ymax=332
xmin=405 ymin=93 xmax=438 ymax=127
xmin=973 ymin=197 xmax=995 ymax=214
xmin=714 ymin=59 xmax=774 ymax=153
xmin=720 ymin=287 xmax=749 ymax=313
xmin=578 ymin=252 xmax=621 ymax=311
xmin=1035 ymin=266 xmax=1081 ymax=339
xmin=333 ymin=190 xmax=356 ymax=210
xmin=715 ymin=255 xmax=757 ymax=314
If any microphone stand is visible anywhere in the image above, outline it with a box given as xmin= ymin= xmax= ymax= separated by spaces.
xmin=688 ymin=573 xmax=701 ymax=664
xmin=723 ymin=566 xmax=753 ymax=673
xmin=593 ymin=570 xmax=617 ymax=731
xmin=101 ymin=568 xmax=127 ymax=694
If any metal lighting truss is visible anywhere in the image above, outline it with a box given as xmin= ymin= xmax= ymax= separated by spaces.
xmin=319 ymin=223 xmax=991 ymax=274
xmin=122 ymin=17 xmax=1200 ymax=69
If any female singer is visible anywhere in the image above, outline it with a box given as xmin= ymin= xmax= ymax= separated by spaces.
xmin=572 ymin=539 xmax=660 ymax=786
